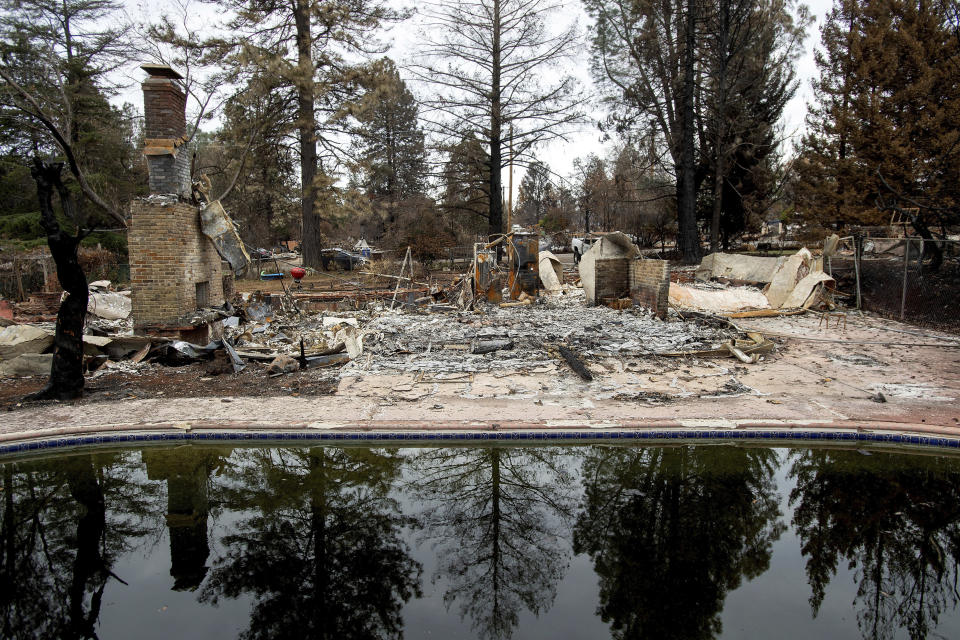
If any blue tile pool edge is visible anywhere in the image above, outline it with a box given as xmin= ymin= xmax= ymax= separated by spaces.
xmin=1 ymin=427 xmax=959 ymax=458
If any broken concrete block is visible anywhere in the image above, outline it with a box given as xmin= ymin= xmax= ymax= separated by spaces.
xmin=104 ymin=336 xmax=154 ymax=360
xmin=82 ymin=334 xmax=114 ymax=356
xmin=88 ymin=291 xmax=131 ymax=320
xmin=0 ymin=353 xmax=52 ymax=377
xmin=0 ymin=324 xmax=54 ymax=360
xmin=333 ymin=325 xmax=363 ymax=360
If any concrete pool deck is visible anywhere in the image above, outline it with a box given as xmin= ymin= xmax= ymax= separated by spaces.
xmin=2 ymin=311 xmax=959 ymax=446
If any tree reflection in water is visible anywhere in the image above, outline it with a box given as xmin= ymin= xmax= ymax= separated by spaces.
xmin=0 ymin=452 xmax=156 ymax=640
xmin=199 ymin=446 xmax=422 ymax=640
xmin=573 ymin=445 xmax=784 ymax=640
xmin=789 ymin=449 xmax=960 ymax=640
xmin=408 ymin=446 xmax=578 ymax=640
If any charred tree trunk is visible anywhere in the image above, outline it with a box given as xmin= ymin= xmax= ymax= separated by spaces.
xmin=294 ymin=0 xmax=322 ymax=269
xmin=677 ymin=0 xmax=701 ymax=264
xmin=488 ymin=0 xmax=504 ymax=239
xmin=28 ymin=161 xmax=88 ymax=401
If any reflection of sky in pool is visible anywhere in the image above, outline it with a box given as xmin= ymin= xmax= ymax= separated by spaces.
xmin=2 ymin=444 xmax=958 ymax=639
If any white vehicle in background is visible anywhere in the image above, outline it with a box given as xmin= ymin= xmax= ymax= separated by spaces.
xmin=571 ymin=235 xmax=599 ymax=264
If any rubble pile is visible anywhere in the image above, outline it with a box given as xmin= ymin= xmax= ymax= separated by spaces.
xmin=7 ymin=231 xmax=839 ymax=389
xmin=352 ymin=289 xmax=739 ymax=376
xmin=670 ymin=244 xmax=838 ymax=314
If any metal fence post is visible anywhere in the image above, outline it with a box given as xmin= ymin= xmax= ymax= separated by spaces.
xmin=900 ymin=238 xmax=910 ymax=321
xmin=853 ymin=233 xmax=862 ymax=310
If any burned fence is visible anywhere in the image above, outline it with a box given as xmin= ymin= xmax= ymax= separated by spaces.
xmin=828 ymin=236 xmax=960 ymax=331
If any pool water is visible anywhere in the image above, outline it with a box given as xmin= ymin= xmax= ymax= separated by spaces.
xmin=2 ymin=442 xmax=960 ymax=639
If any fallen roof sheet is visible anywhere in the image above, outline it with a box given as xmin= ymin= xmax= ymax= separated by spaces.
xmin=669 ymin=283 xmax=771 ymax=313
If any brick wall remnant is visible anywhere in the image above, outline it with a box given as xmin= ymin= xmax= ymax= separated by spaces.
xmin=129 ymin=197 xmax=224 ymax=326
xmin=587 ymin=256 xmax=671 ymax=318
xmin=629 ymin=259 xmax=671 ymax=319
xmin=594 ymin=258 xmax=631 ymax=302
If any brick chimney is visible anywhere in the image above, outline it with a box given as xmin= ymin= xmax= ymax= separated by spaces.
xmin=130 ymin=63 xmax=225 ymax=336
xmin=141 ymin=64 xmax=191 ymax=197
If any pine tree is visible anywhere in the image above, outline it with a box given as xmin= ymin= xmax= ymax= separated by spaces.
xmin=413 ymin=0 xmax=582 ymax=238
xmin=794 ymin=0 xmax=960 ymax=233
xmin=440 ymin=133 xmax=491 ymax=240
xmin=202 ymin=0 xmax=403 ymax=268
xmin=352 ymin=58 xmax=427 ymax=234
xmin=701 ymin=0 xmax=807 ymax=250
xmin=515 ymin=161 xmax=551 ymax=227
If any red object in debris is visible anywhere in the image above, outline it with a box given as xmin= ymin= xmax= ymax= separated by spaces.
xmin=290 ymin=267 xmax=307 ymax=281
xmin=0 ymin=299 xmax=12 ymax=322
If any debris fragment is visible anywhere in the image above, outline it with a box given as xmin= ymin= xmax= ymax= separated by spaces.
xmin=471 ymin=339 xmax=514 ymax=354
xmin=0 ymin=353 xmax=52 ymax=377
xmin=0 ymin=324 xmax=54 ymax=360
xmin=695 ymin=252 xmax=784 ymax=283
xmin=538 ymin=250 xmax=564 ymax=294
xmin=557 ymin=345 xmax=593 ymax=381
xmin=87 ymin=282 xmax=131 ymax=320
xmin=199 ymin=199 xmax=252 ymax=275
xmin=266 ymin=354 xmax=300 ymax=376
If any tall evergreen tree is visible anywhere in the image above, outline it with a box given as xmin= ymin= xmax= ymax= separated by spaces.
xmin=701 ymin=0 xmax=807 ymax=250
xmin=440 ymin=133 xmax=491 ymax=239
xmin=352 ymin=58 xmax=427 ymax=234
xmin=794 ymin=0 xmax=960 ymax=234
xmin=515 ymin=160 xmax=551 ymax=227
xmin=202 ymin=0 xmax=403 ymax=268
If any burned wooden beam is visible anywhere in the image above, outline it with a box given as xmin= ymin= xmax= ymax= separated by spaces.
xmin=557 ymin=345 xmax=593 ymax=381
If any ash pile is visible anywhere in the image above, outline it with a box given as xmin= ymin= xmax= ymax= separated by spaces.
xmin=352 ymin=289 xmax=738 ymax=376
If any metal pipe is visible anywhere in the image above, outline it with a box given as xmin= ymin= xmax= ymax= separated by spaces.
xmin=853 ymin=234 xmax=862 ymax=310
xmin=900 ymin=237 xmax=910 ymax=320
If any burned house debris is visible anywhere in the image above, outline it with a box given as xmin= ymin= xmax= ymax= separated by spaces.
xmin=670 ymin=247 xmax=836 ymax=315
xmin=0 ymin=68 xmax=935 ymax=406
xmin=5 ymin=216 xmax=960 ymax=419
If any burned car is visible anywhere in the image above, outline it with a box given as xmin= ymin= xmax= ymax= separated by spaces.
xmin=320 ymin=248 xmax=368 ymax=271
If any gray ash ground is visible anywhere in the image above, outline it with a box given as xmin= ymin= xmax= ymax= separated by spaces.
xmin=349 ymin=290 xmax=740 ymax=376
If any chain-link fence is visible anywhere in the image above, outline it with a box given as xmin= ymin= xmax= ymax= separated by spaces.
xmin=826 ymin=236 xmax=960 ymax=331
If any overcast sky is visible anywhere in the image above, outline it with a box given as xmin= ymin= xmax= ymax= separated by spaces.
xmin=122 ymin=0 xmax=836 ymax=193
